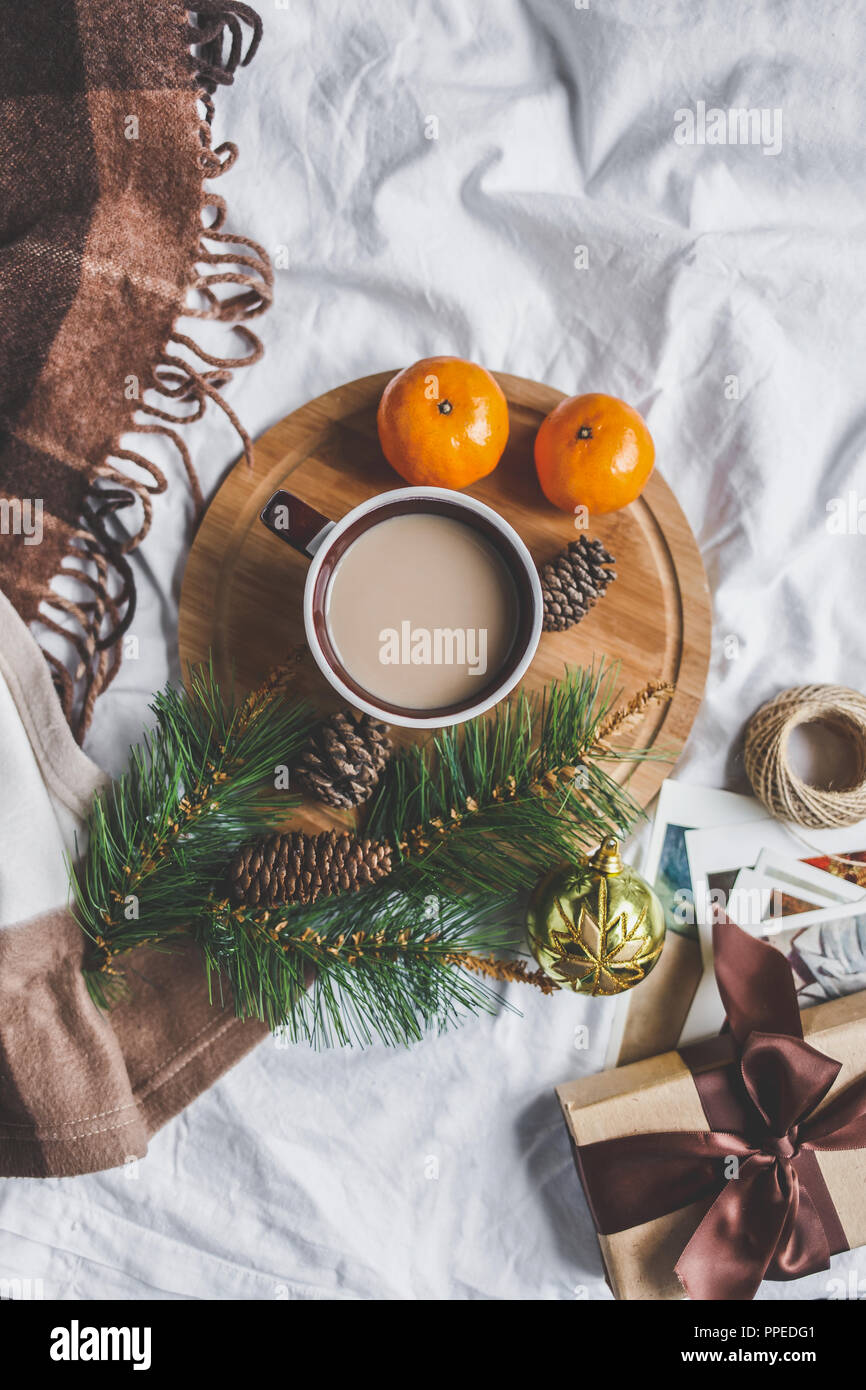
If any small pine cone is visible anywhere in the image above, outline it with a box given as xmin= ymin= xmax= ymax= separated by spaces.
xmin=540 ymin=536 xmax=617 ymax=632
xmin=295 ymin=711 xmax=393 ymax=809
xmin=229 ymin=830 xmax=393 ymax=908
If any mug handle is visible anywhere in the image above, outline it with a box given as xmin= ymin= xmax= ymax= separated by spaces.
xmin=260 ymin=489 xmax=335 ymax=558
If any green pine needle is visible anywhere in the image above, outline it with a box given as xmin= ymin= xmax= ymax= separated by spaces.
xmin=74 ymin=657 xmax=315 ymax=999
xmin=73 ymin=654 xmax=669 ymax=1048
xmin=198 ymin=882 xmax=521 ymax=1047
xmin=365 ymin=660 xmax=658 ymax=896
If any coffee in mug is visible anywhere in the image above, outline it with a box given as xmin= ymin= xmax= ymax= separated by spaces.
xmin=323 ymin=511 xmax=518 ymax=710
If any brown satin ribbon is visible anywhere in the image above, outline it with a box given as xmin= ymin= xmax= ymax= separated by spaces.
xmin=575 ymin=915 xmax=866 ymax=1300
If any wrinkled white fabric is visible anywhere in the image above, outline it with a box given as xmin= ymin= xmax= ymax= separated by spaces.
xmin=3 ymin=0 xmax=866 ymax=1300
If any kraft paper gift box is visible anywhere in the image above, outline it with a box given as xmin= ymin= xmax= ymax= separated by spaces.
xmin=556 ymin=921 xmax=866 ymax=1301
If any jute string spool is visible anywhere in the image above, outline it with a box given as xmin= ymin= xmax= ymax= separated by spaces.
xmin=744 ymin=686 xmax=866 ymax=839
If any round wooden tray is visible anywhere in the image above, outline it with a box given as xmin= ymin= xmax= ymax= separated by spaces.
xmin=179 ymin=371 xmax=711 ymax=828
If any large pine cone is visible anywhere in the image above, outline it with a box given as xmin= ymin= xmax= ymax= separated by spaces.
xmin=229 ymin=830 xmax=393 ymax=908
xmin=540 ymin=536 xmax=617 ymax=632
xmin=295 ymin=711 xmax=392 ymax=809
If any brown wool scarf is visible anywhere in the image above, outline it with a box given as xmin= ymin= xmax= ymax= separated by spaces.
xmin=0 ymin=0 xmax=272 ymax=739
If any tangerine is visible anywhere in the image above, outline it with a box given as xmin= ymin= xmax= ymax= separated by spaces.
xmin=534 ymin=392 xmax=654 ymax=515
xmin=377 ymin=356 xmax=509 ymax=489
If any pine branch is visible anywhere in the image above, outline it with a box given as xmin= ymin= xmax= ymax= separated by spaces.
xmin=365 ymin=662 xmax=669 ymax=897
xmin=197 ymin=881 xmax=521 ymax=1046
xmin=74 ymin=656 xmax=673 ymax=1046
xmin=75 ymin=654 xmax=314 ymax=997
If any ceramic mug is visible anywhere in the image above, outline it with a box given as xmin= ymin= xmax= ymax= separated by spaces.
xmin=260 ymin=486 xmax=543 ymax=729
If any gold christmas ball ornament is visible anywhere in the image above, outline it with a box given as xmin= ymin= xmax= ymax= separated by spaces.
xmin=527 ymin=836 xmax=665 ymax=996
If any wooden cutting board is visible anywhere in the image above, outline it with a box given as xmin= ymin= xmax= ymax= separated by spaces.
xmin=179 ymin=370 xmax=711 ymax=829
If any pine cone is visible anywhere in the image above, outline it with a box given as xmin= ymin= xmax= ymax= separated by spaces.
xmin=295 ymin=711 xmax=392 ymax=809
xmin=229 ymin=830 xmax=393 ymax=908
xmin=540 ymin=536 xmax=617 ymax=632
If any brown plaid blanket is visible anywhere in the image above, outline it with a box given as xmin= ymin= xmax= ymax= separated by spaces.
xmin=0 ymin=1 xmax=271 ymax=737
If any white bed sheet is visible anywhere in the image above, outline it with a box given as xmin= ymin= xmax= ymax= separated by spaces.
xmin=3 ymin=0 xmax=866 ymax=1300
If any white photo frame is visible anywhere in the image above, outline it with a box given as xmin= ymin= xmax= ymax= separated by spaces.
xmin=680 ymin=818 xmax=866 ymax=1044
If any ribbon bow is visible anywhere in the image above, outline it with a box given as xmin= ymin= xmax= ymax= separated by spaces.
xmin=577 ymin=917 xmax=866 ymax=1300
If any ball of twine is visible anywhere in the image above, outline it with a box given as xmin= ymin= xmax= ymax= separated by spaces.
xmin=744 ymin=685 xmax=866 ymax=831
